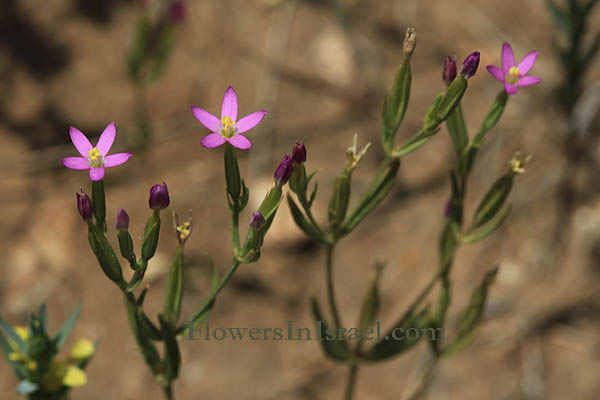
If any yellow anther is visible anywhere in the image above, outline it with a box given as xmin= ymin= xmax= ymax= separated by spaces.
xmin=220 ymin=116 xmax=236 ymax=138
xmin=177 ymin=222 xmax=191 ymax=242
xmin=87 ymin=147 xmax=103 ymax=167
xmin=506 ymin=66 xmax=521 ymax=85
xmin=508 ymin=152 xmax=532 ymax=174
xmin=15 ymin=326 xmax=29 ymax=342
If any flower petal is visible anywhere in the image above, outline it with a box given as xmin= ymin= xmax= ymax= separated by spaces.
xmin=516 ymin=76 xmax=542 ymax=87
xmin=235 ymin=110 xmax=267 ymax=134
xmin=486 ymin=65 xmax=505 ymax=82
xmin=69 ymin=126 xmax=93 ymax=157
xmin=517 ymin=51 xmax=538 ymax=75
xmin=201 ymin=132 xmax=227 ymax=148
xmin=227 ymin=134 xmax=251 ymax=150
xmin=504 ymin=82 xmax=518 ymax=95
xmin=89 ymin=167 xmax=105 ymax=181
xmin=96 ymin=122 xmax=116 ymax=156
xmin=501 ymin=42 xmax=515 ymax=72
xmin=62 ymin=157 xmax=90 ymax=170
xmin=221 ymin=86 xmax=238 ymax=121
xmin=104 ymin=152 xmax=132 ymax=167
xmin=191 ymin=106 xmax=221 ymax=131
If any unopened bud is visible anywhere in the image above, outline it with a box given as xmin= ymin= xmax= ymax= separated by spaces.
xmin=250 ymin=211 xmax=266 ymax=230
xmin=291 ymin=141 xmax=307 ymax=165
xmin=116 ymin=208 xmax=130 ymax=230
xmin=149 ymin=182 xmax=170 ymax=210
xmin=460 ymin=51 xmax=480 ymax=78
xmin=77 ymin=189 xmax=93 ymax=221
xmin=274 ymin=154 xmax=293 ymax=185
xmin=403 ymin=27 xmax=416 ymax=57
xmin=442 ymin=56 xmax=457 ymax=86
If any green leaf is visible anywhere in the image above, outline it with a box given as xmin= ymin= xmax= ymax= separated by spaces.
xmin=392 ymin=129 xmax=439 ymax=158
xmin=382 ymin=59 xmax=412 ymax=151
xmin=0 ymin=316 xmax=25 ymax=352
xmin=125 ymin=297 xmax=161 ymax=374
xmin=92 ymin=180 xmax=107 ymax=232
xmin=163 ymin=247 xmax=184 ymax=326
xmin=445 ymin=104 xmax=469 ymax=153
xmin=439 ymin=221 xmax=459 ymax=275
xmin=289 ymin=164 xmax=308 ymax=199
xmin=55 ymin=302 xmax=82 ymax=350
xmin=462 ymin=205 xmax=512 ymax=244
xmin=88 ymin=223 xmax=124 ymax=284
xmin=141 ymin=212 xmax=161 ymax=262
xmin=159 ymin=315 xmax=181 ymax=381
xmin=356 ymin=262 xmax=384 ymax=332
xmin=38 ymin=303 xmax=47 ymax=332
xmin=424 ymin=93 xmax=445 ymax=131
xmin=362 ymin=306 xmax=429 ymax=362
xmin=287 ymin=196 xmax=328 ymax=244
xmin=472 ymin=173 xmax=514 ymax=228
xmin=310 ymin=298 xmax=351 ymax=362
xmin=444 ymin=266 xmax=498 ymax=356
xmin=0 ymin=333 xmax=25 ymax=379
xmin=127 ymin=267 xmax=147 ymax=292
xmin=341 ymin=157 xmax=400 ymax=235
xmin=472 ymin=90 xmax=508 ymax=148
xmin=428 ymin=277 xmax=450 ymax=353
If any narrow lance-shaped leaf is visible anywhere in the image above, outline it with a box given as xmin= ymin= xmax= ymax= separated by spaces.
xmin=287 ymin=196 xmax=328 ymax=244
xmin=311 ymin=298 xmax=351 ymax=362
xmin=163 ymin=247 xmax=184 ymax=326
xmin=159 ymin=315 xmax=181 ymax=381
xmin=88 ymin=224 xmax=124 ymax=285
xmin=55 ymin=302 xmax=82 ymax=350
xmin=471 ymin=173 xmax=514 ymax=228
xmin=461 ymin=205 xmax=512 ymax=245
xmin=356 ymin=261 xmax=384 ymax=332
xmin=445 ymin=104 xmax=469 ymax=154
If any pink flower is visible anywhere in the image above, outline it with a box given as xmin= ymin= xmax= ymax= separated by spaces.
xmin=61 ymin=122 xmax=132 ymax=181
xmin=191 ymin=86 xmax=267 ymax=150
xmin=486 ymin=42 xmax=541 ymax=95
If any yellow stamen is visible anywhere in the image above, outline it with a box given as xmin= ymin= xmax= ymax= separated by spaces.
xmin=220 ymin=116 xmax=236 ymax=138
xmin=87 ymin=147 xmax=103 ymax=168
xmin=176 ymin=222 xmax=191 ymax=242
xmin=506 ymin=66 xmax=521 ymax=85
xmin=508 ymin=152 xmax=532 ymax=174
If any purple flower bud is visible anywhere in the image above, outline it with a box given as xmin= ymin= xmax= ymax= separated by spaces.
xmin=76 ymin=189 xmax=93 ymax=221
xmin=250 ymin=211 xmax=266 ymax=230
xmin=168 ymin=1 xmax=186 ymax=23
xmin=291 ymin=141 xmax=307 ymax=165
xmin=442 ymin=56 xmax=457 ymax=86
xmin=116 ymin=208 xmax=130 ymax=230
xmin=460 ymin=51 xmax=480 ymax=78
xmin=149 ymin=182 xmax=170 ymax=210
xmin=273 ymin=154 xmax=293 ymax=185
xmin=444 ymin=198 xmax=452 ymax=218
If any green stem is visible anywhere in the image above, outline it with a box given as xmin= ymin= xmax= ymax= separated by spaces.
xmin=325 ymin=244 xmax=343 ymax=329
xmin=232 ymin=211 xmax=240 ymax=250
xmin=163 ymin=383 xmax=174 ymax=400
xmin=344 ymin=364 xmax=359 ymax=400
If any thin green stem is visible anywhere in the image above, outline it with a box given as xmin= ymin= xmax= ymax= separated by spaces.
xmin=325 ymin=244 xmax=343 ymax=329
xmin=163 ymin=383 xmax=174 ymax=400
xmin=344 ymin=364 xmax=359 ymax=400
xmin=232 ymin=211 xmax=240 ymax=250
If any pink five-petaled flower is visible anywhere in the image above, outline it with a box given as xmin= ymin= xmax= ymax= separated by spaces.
xmin=191 ymin=86 xmax=267 ymax=150
xmin=486 ymin=42 xmax=541 ymax=95
xmin=61 ymin=122 xmax=132 ymax=181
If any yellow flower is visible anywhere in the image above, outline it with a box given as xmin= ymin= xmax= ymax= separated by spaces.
xmin=70 ymin=339 xmax=95 ymax=361
xmin=42 ymin=360 xmax=87 ymax=391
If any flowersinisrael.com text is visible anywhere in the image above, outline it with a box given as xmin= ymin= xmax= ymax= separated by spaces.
xmin=184 ymin=321 xmax=443 ymax=342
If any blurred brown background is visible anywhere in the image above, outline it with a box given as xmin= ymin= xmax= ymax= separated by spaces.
xmin=1 ymin=0 xmax=600 ymax=399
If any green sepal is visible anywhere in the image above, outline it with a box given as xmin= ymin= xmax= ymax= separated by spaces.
xmin=424 ymin=93 xmax=445 ymax=132
xmin=311 ymin=298 xmax=351 ymax=362
xmin=471 ymin=173 xmax=514 ymax=228
xmin=117 ymin=230 xmax=136 ymax=267
xmin=163 ymin=247 xmax=184 ymax=326
xmin=92 ymin=180 xmax=107 ymax=233
xmin=88 ymin=223 xmax=124 ymax=285
xmin=141 ymin=212 xmax=161 ymax=262
xmin=341 ymin=157 xmax=400 ymax=235
xmin=361 ymin=306 xmax=430 ymax=362
xmin=328 ymin=173 xmax=351 ymax=233
xmin=224 ymin=144 xmax=242 ymax=209
xmin=461 ymin=205 xmax=512 ymax=245
xmin=382 ymin=59 xmax=412 ymax=152
xmin=436 ymin=75 xmax=468 ymax=123
xmin=445 ymin=104 xmax=469 ymax=154
xmin=289 ymin=164 xmax=308 ymax=199
xmin=159 ymin=315 xmax=181 ymax=381
xmin=443 ymin=266 xmax=498 ymax=356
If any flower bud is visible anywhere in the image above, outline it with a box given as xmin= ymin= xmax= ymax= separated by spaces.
xmin=250 ymin=211 xmax=266 ymax=230
xmin=402 ymin=27 xmax=416 ymax=57
xmin=442 ymin=56 xmax=457 ymax=86
xmin=77 ymin=189 xmax=93 ymax=221
xmin=116 ymin=208 xmax=130 ymax=230
xmin=149 ymin=182 xmax=170 ymax=210
xmin=291 ymin=141 xmax=307 ymax=165
xmin=460 ymin=51 xmax=480 ymax=78
xmin=168 ymin=1 xmax=186 ymax=23
xmin=273 ymin=154 xmax=293 ymax=185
